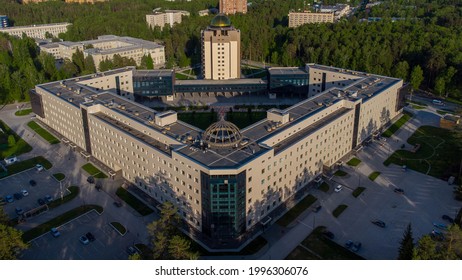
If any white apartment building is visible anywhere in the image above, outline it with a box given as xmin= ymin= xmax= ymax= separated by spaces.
xmin=0 ymin=22 xmax=71 ymax=39
xmin=146 ymin=10 xmax=190 ymax=30
xmin=288 ymin=11 xmax=334 ymax=27
xmin=30 ymin=64 xmax=404 ymax=250
xmin=40 ymin=35 xmax=165 ymax=70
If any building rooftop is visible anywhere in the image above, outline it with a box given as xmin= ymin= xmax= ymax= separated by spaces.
xmin=268 ymin=67 xmax=308 ymax=76
xmin=1 ymin=22 xmax=71 ymax=30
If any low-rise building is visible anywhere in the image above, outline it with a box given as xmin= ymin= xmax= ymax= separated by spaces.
xmin=320 ymin=4 xmax=350 ymax=20
xmin=288 ymin=11 xmax=334 ymax=28
xmin=0 ymin=15 xmax=8 ymax=28
xmin=146 ymin=10 xmax=190 ymax=30
xmin=0 ymin=22 xmax=71 ymax=39
xmin=40 ymin=35 xmax=165 ymax=70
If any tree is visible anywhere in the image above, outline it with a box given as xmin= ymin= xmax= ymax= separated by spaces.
xmin=410 ymin=65 xmax=424 ymax=92
xmin=413 ymin=235 xmax=440 ymax=260
xmin=0 ymin=208 xmax=28 ymax=260
xmin=398 ymin=223 xmax=414 ymax=259
xmin=393 ymin=61 xmax=410 ymax=81
xmin=434 ymin=76 xmax=446 ymax=96
xmin=168 ymin=235 xmax=194 ymax=260
xmin=413 ymin=225 xmax=462 ymax=260
xmin=128 ymin=253 xmax=142 ymax=260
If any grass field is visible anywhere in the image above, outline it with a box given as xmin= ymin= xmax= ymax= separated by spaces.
xmin=334 ymin=170 xmax=348 ymax=177
xmin=346 ymin=157 xmax=362 ymax=166
xmin=227 ymin=111 xmax=267 ymax=129
xmin=178 ymin=112 xmax=217 ymax=130
xmin=81 ymin=163 xmax=107 ymax=179
xmin=27 ymin=121 xmax=60 ymax=144
xmin=319 ymin=182 xmax=329 ymax=192
xmin=384 ymin=126 xmax=461 ymax=179
xmin=285 ymin=226 xmax=363 ymax=260
xmin=115 ymin=187 xmax=154 ymax=216
xmin=277 ymin=195 xmax=317 ymax=227
xmin=352 ymin=187 xmax=366 ymax=198
xmin=110 ymin=222 xmax=127 ymax=235
xmin=1 ymin=156 xmax=52 ymax=179
xmin=15 ymin=109 xmax=33 ymax=116
xmin=368 ymin=171 xmax=381 ymax=181
xmin=382 ymin=112 xmax=413 ymax=138
xmin=332 ymin=204 xmax=348 ymax=218
xmin=52 ymin=173 xmax=65 ymax=181
xmin=0 ymin=120 xmax=32 ymax=158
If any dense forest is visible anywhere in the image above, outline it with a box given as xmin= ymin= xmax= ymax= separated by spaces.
xmin=0 ymin=0 xmax=461 ymax=103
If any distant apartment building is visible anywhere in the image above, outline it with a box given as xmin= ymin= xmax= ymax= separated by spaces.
xmin=0 ymin=22 xmax=71 ymax=39
xmin=0 ymin=15 xmax=8 ymax=28
xmin=40 ymin=35 xmax=165 ymax=70
xmin=146 ymin=10 xmax=190 ymax=30
xmin=288 ymin=11 xmax=334 ymax=28
xmin=201 ymin=14 xmax=241 ymax=80
xmin=219 ymin=0 xmax=247 ymax=15
xmin=320 ymin=4 xmax=350 ymax=20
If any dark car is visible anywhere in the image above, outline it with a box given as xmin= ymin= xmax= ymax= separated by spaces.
xmin=113 ymin=201 xmax=123 ymax=207
xmin=345 ymin=240 xmax=353 ymax=249
xmin=29 ymin=180 xmax=37 ymax=186
xmin=13 ymin=193 xmax=23 ymax=200
xmin=127 ymin=246 xmax=138 ymax=256
xmin=371 ymin=219 xmax=386 ymax=228
xmin=351 ymin=242 xmax=362 ymax=252
xmin=15 ymin=207 xmax=24 ymax=215
xmin=37 ymin=198 xmax=46 ymax=205
xmin=44 ymin=195 xmax=53 ymax=203
xmin=85 ymin=232 xmax=95 ymax=242
xmin=442 ymin=215 xmax=455 ymax=224
xmin=87 ymin=176 xmax=95 ymax=184
xmin=394 ymin=188 xmax=405 ymax=194
xmin=5 ymin=195 xmax=14 ymax=203
xmin=312 ymin=205 xmax=322 ymax=213
xmin=322 ymin=230 xmax=335 ymax=240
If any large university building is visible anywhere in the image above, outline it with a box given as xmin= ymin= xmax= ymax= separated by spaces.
xmin=0 ymin=22 xmax=71 ymax=39
xmin=40 ymin=35 xmax=165 ymax=71
xmin=30 ymin=63 xmax=405 ymax=250
xmin=201 ymin=15 xmax=241 ymax=80
xmin=219 ymin=0 xmax=247 ymax=15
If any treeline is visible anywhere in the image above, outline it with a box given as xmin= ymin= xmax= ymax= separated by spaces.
xmin=0 ymin=0 xmax=462 ymax=101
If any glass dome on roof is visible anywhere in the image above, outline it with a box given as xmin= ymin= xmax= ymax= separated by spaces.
xmin=210 ymin=14 xmax=231 ymax=27
xmin=203 ymin=119 xmax=242 ymax=148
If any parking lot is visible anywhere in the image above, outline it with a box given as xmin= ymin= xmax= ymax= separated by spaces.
xmin=0 ymin=167 xmax=63 ymax=219
xmin=21 ymin=210 xmax=139 ymax=260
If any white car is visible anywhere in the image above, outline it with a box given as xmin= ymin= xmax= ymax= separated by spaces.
xmin=21 ymin=189 xmax=29 ymax=197
xmin=35 ymin=164 xmax=44 ymax=172
xmin=335 ymin=185 xmax=343 ymax=192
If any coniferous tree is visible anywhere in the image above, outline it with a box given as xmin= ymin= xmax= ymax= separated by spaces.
xmin=398 ymin=223 xmax=414 ymax=260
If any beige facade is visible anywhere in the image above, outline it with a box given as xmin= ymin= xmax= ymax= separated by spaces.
xmin=0 ymin=22 xmax=71 ymax=39
xmin=40 ymin=35 xmax=165 ymax=71
xmin=201 ymin=16 xmax=241 ymax=80
xmin=31 ymin=64 xmax=403 ymax=249
xmin=219 ymin=0 xmax=247 ymax=14
xmin=146 ymin=10 xmax=190 ymax=30
xmin=288 ymin=11 xmax=334 ymax=28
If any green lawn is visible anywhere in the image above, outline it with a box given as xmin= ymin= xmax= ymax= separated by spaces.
xmin=277 ymin=195 xmax=317 ymax=227
xmin=319 ymin=182 xmax=329 ymax=192
xmin=81 ymin=163 xmax=107 ymax=178
xmin=52 ymin=173 xmax=65 ymax=181
xmin=368 ymin=171 xmax=381 ymax=181
xmin=110 ymin=222 xmax=127 ymax=235
xmin=178 ymin=112 xmax=217 ymax=130
xmin=408 ymin=100 xmax=428 ymax=107
xmin=384 ymin=126 xmax=461 ymax=179
xmin=334 ymin=170 xmax=348 ymax=177
xmin=227 ymin=111 xmax=267 ymax=129
xmin=346 ymin=157 xmax=362 ymax=166
xmin=175 ymin=72 xmax=196 ymax=80
xmin=352 ymin=187 xmax=366 ymax=198
xmin=382 ymin=112 xmax=413 ymax=138
xmin=27 ymin=121 xmax=60 ymax=144
xmin=288 ymin=226 xmax=363 ymax=260
xmin=0 ymin=120 xmax=32 ymax=158
xmin=332 ymin=204 xmax=348 ymax=218
xmin=22 ymin=205 xmax=103 ymax=242
xmin=0 ymin=156 xmax=52 ymax=179
xmin=411 ymin=105 xmax=426 ymax=110
xmin=436 ymin=110 xmax=454 ymax=115
xmin=15 ymin=109 xmax=33 ymax=116
xmin=116 ymin=187 xmax=154 ymax=216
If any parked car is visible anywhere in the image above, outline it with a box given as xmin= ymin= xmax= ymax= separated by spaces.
xmin=5 ymin=195 xmax=13 ymax=203
xmin=433 ymin=222 xmax=447 ymax=230
xmin=85 ymin=232 xmax=95 ymax=242
xmin=13 ymin=192 xmax=23 ymax=200
xmin=35 ymin=164 xmax=44 ymax=172
xmin=442 ymin=215 xmax=455 ymax=224
xmin=15 ymin=207 xmax=24 ymax=215
xmin=21 ymin=189 xmax=29 ymax=197
xmin=79 ymin=235 xmax=90 ymax=245
xmin=44 ymin=195 xmax=53 ymax=203
xmin=50 ymin=228 xmax=61 ymax=237
xmin=127 ymin=246 xmax=137 ymax=256
xmin=345 ymin=240 xmax=353 ymax=249
xmin=37 ymin=198 xmax=46 ymax=205
xmin=371 ymin=219 xmax=386 ymax=228
xmin=394 ymin=188 xmax=405 ymax=194
xmin=334 ymin=185 xmax=343 ymax=192
xmin=113 ymin=201 xmax=123 ymax=207
xmin=29 ymin=180 xmax=37 ymax=186
xmin=87 ymin=176 xmax=95 ymax=184
xmin=351 ymin=242 xmax=362 ymax=252
xmin=312 ymin=205 xmax=322 ymax=213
